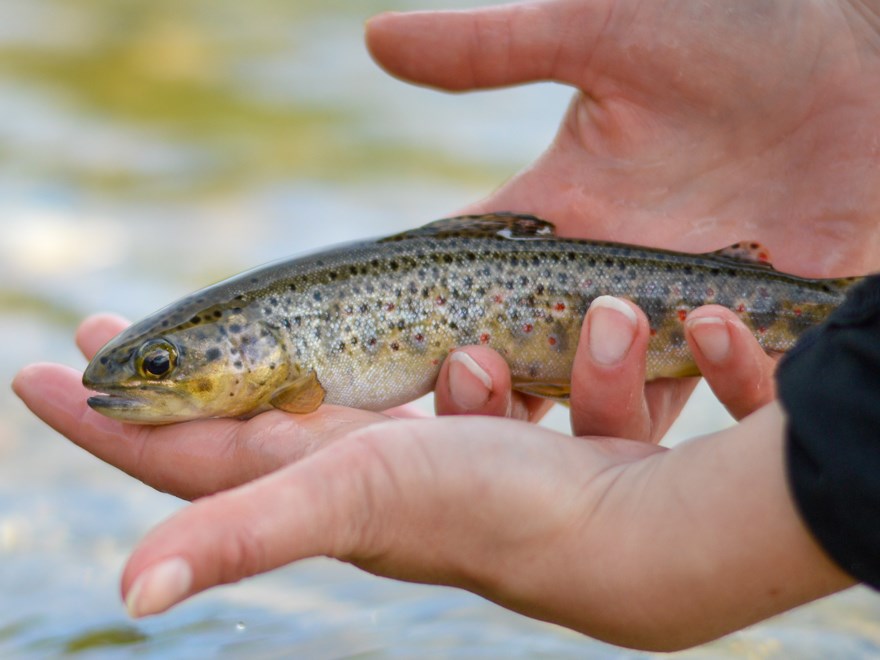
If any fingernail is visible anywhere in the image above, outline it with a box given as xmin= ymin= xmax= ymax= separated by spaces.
xmin=588 ymin=296 xmax=637 ymax=365
xmin=125 ymin=557 xmax=192 ymax=618
xmin=448 ymin=351 xmax=492 ymax=411
xmin=686 ymin=317 xmax=731 ymax=364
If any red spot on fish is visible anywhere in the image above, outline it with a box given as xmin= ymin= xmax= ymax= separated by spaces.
xmin=737 ymin=304 xmax=746 ymax=313
xmin=493 ymin=294 xmax=504 ymax=304
xmin=677 ymin=309 xmax=687 ymax=322
xmin=368 ymin=337 xmax=377 ymax=346
xmin=386 ymin=303 xmax=395 ymax=312
xmin=794 ymin=308 xmax=802 ymax=316
xmin=650 ymin=328 xmax=658 ymax=336
xmin=435 ymin=296 xmax=446 ymax=306
xmin=414 ymin=333 xmax=424 ymax=342
xmin=555 ymin=302 xmax=566 ymax=312
xmin=391 ymin=342 xmax=400 ymax=351
xmin=758 ymin=252 xmax=769 ymax=262
xmin=432 ymin=358 xmax=439 ymax=366
xmin=758 ymin=327 xmax=767 ymax=334
xmin=480 ymin=333 xmax=490 ymax=344
xmin=523 ymin=323 xmax=533 ymax=334
xmin=548 ymin=336 xmax=557 ymax=346
xmin=706 ymin=287 xmax=715 ymax=297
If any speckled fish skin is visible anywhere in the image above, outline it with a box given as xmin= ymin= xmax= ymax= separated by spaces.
xmin=83 ymin=213 xmax=860 ymax=424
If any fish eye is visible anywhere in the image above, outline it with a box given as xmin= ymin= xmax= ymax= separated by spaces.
xmin=136 ymin=339 xmax=178 ymax=379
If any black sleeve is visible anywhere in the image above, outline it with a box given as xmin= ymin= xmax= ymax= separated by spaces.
xmin=777 ymin=274 xmax=880 ymax=590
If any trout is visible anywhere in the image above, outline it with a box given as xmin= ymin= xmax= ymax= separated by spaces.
xmin=83 ymin=213 xmax=859 ymax=424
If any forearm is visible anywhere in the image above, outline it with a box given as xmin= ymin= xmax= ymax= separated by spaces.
xmin=574 ymin=403 xmax=853 ymax=650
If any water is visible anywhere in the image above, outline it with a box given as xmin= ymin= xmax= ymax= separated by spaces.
xmin=3 ymin=1 xmax=880 ymax=657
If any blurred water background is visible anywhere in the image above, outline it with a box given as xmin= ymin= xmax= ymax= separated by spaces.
xmin=3 ymin=1 xmax=880 ymax=657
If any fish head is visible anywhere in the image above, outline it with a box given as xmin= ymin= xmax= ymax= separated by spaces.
xmin=83 ymin=311 xmax=291 ymax=424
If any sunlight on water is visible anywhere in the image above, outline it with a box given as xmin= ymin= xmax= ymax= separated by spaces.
xmin=2 ymin=1 xmax=879 ymax=658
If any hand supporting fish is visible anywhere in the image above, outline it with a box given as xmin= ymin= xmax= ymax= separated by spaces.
xmin=83 ymin=213 xmax=860 ymax=424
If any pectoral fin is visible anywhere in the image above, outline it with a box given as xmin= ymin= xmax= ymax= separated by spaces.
xmin=512 ymin=381 xmax=571 ymax=402
xmin=270 ymin=371 xmax=326 ymax=414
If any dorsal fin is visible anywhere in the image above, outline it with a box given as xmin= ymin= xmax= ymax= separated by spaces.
xmin=380 ymin=213 xmax=558 ymax=242
xmin=706 ymin=241 xmax=775 ymax=269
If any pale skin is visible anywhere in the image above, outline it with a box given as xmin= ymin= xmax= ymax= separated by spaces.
xmin=12 ymin=0 xmax=880 ymax=651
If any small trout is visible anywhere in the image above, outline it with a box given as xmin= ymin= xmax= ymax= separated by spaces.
xmin=83 ymin=213 xmax=859 ymax=423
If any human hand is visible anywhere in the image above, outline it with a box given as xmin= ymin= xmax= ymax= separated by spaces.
xmin=115 ymin=402 xmax=853 ymax=651
xmin=371 ymin=0 xmax=880 ymax=434
xmin=367 ymin=0 xmax=880 ymax=278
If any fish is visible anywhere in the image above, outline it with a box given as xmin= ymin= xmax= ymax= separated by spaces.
xmin=83 ymin=213 xmax=860 ymax=424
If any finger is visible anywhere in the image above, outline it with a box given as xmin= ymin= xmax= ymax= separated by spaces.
xmin=365 ymin=2 xmax=607 ymax=91
xmin=76 ymin=313 xmax=129 ymax=359
xmin=12 ymin=363 xmax=387 ymax=499
xmin=434 ymin=347 xmax=552 ymax=421
xmin=685 ymin=306 xmax=778 ymax=420
xmin=570 ymin=296 xmax=653 ymax=441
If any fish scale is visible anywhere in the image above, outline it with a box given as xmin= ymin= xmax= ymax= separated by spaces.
xmin=82 ymin=213 xmax=860 ymax=424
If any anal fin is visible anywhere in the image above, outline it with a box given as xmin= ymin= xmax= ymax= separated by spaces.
xmin=512 ymin=381 xmax=571 ymax=402
xmin=271 ymin=370 xmax=326 ymax=414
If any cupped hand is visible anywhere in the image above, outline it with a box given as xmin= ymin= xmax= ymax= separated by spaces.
xmin=372 ymin=0 xmax=880 ymax=434
xmin=117 ymin=404 xmax=851 ymax=651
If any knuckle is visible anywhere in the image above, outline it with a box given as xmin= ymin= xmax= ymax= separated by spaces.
xmin=216 ymin=523 xmax=269 ymax=585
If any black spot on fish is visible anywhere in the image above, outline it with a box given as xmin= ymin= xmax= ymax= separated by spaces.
xmin=213 ymin=310 xmax=222 ymax=318
xmin=162 ymin=320 xmax=169 ymax=328
xmin=234 ymin=360 xmax=243 ymax=368
xmin=313 ymin=291 xmax=322 ymax=302
xmin=229 ymin=324 xmax=242 ymax=334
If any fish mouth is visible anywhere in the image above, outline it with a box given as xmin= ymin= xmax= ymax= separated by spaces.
xmin=84 ymin=384 xmax=191 ymax=424
xmin=87 ymin=392 xmax=152 ymax=413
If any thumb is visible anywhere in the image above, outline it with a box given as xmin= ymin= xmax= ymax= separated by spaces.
xmin=365 ymin=1 xmax=609 ymax=91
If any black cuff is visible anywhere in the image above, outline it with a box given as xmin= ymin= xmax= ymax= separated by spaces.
xmin=779 ymin=275 xmax=880 ymax=590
